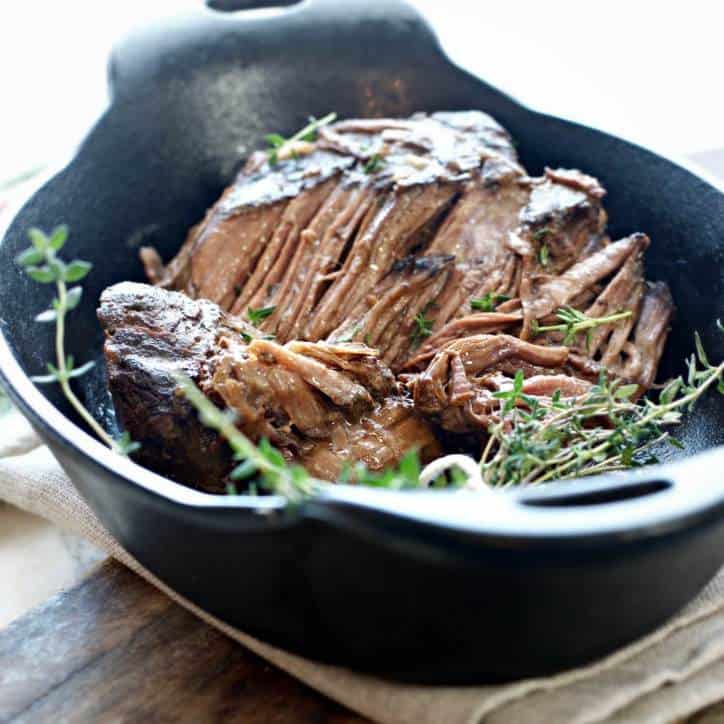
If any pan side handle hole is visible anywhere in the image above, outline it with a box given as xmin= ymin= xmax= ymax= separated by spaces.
xmin=206 ymin=0 xmax=303 ymax=12
xmin=520 ymin=479 xmax=671 ymax=508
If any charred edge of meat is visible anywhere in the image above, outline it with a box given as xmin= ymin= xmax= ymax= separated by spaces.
xmin=97 ymin=283 xmax=234 ymax=491
xmin=142 ymin=111 xmax=518 ymax=321
xmin=390 ymin=253 xmax=456 ymax=276
xmin=98 ymin=283 xmax=441 ymax=487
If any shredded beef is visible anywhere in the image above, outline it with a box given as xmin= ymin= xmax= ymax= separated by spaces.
xmin=107 ymin=110 xmax=674 ymax=487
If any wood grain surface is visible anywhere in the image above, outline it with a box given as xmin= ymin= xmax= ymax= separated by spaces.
xmin=0 ymin=560 xmax=368 ymax=723
xmin=2 ymin=557 xmax=724 ymax=722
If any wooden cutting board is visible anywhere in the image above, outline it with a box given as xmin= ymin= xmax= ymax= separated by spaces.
xmin=0 ymin=560 xmax=367 ymax=723
xmin=1 ymin=559 xmax=723 ymax=723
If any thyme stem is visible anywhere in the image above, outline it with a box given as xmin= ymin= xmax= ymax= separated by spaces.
xmin=480 ymin=334 xmax=724 ymax=487
xmin=534 ymin=309 xmax=632 ymax=340
xmin=16 ymin=226 xmax=138 ymax=455
xmin=266 ymin=112 xmax=337 ymax=163
xmin=639 ymin=362 xmax=724 ymax=425
xmin=53 ymin=277 xmax=116 ymax=449
xmin=175 ymin=373 xmax=316 ymax=502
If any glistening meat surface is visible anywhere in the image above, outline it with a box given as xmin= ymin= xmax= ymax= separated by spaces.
xmin=98 ymin=282 xmax=440 ymax=490
xmin=113 ymin=109 xmax=676 ymax=489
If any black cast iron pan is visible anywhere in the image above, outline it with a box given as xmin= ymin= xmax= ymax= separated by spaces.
xmin=0 ymin=0 xmax=723 ymax=683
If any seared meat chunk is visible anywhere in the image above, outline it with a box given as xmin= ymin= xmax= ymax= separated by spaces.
xmin=142 ymin=111 xmax=518 ymax=342
xmin=97 ymin=282 xmax=247 ymax=490
xmin=408 ymin=334 xmax=587 ymax=433
xmin=127 ymin=110 xmax=676 ymax=487
xmin=98 ymin=283 xmax=439 ymax=490
xmin=327 ymin=254 xmax=456 ymax=369
xmin=141 ymin=111 xmax=671 ymax=391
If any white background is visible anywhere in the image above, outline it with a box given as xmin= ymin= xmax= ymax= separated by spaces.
xmin=0 ymin=1 xmax=722 ymax=180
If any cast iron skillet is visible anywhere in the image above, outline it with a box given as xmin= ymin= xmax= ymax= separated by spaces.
xmin=0 ymin=0 xmax=723 ymax=683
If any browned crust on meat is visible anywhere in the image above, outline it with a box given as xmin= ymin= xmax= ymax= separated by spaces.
xmin=119 ymin=110 xmax=675 ymax=486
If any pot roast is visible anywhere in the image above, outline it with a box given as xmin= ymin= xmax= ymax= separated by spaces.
xmin=102 ymin=111 xmax=674 ymax=490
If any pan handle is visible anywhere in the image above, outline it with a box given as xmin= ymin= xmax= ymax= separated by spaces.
xmin=109 ymin=0 xmax=438 ymax=104
xmin=201 ymin=0 xmax=414 ymax=14
xmin=305 ymin=448 xmax=724 ymax=545
xmin=205 ymin=0 xmax=302 ymax=9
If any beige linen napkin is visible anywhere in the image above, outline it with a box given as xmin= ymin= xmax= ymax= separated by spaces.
xmin=1 ymin=409 xmax=724 ymax=724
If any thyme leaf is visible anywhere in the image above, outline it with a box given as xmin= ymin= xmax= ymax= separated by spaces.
xmin=532 ymin=306 xmax=632 ymax=348
xmin=538 ymin=243 xmax=550 ymax=267
xmin=480 ymin=330 xmax=724 ymax=487
xmin=247 ymin=306 xmax=276 ymax=325
xmin=410 ymin=303 xmax=436 ymax=347
xmin=533 ymin=227 xmax=553 ymax=242
xmin=17 ymin=226 xmax=138 ymax=455
xmin=470 ymin=293 xmax=511 ymax=312
xmin=363 ymin=154 xmax=385 ymax=174
xmin=340 ymin=449 xmax=423 ymax=490
xmin=491 ymin=369 xmax=535 ymax=414
xmin=266 ymin=112 xmax=337 ymax=164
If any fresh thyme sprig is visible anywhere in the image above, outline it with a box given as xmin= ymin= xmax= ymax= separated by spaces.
xmin=266 ymin=112 xmax=337 ymax=164
xmin=16 ymin=226 xmax=139 ymax=455
xmin=176 ymin=375 xmax=441 ymax=500
xmin=533 ymin=227 xmax=553 ymax=242
xmin=363 ymin=154 xmax=385 ymax=174
xmin=538 ymin=243 xmax=550 ymax=267
xmin=480 ymin=331 xmax=724 ymax=487
xmin=175 ymin=374 xmax=316 ymax=503
xmin=247 ymin=305 xmax=276 ymax=326
xmin=411 ymin=302 xmax=436 ymax=347
xmin=470 ymin=293 xmax=511 ymax=312
xmin=531 ymin=306 xmax=632 ymax=348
